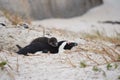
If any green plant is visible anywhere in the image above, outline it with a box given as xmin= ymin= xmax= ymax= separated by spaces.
xmin=118 ymin=75 xmax=120 ymax=79
xmin=0 ymin=57 xmax=15 ymax=80
xmin=107 ymin=63 xmax=112 ymax=70
xmin=106 ymin=63 xmax=118 ymax=70
xmin=114 ymin=64 xmax=118 ymax=69
xmin=92 ymin=66 xmax=106 ymax=77
xmin=117 ymin=56 xmax=120 ymax=61
xmin=0 ymin=61 xmax=7 ymax=69
xmin=92 ymin=66 xmax=100 ymax=72
xmin=80 ymin=61 xmax=87 ymax=68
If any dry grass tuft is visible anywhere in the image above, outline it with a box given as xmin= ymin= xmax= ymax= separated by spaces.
xmin=45 ymin=28 xmax=120 ymax=65
xmin=1 ymin=10 xmax=31 ymax=25
xmin=81 ymin=30 xmax=120 ymax=44
xmin=0 ymin=56 xmax=15 ymax=80
xmin=75 ymin=40 xmax=120 ymax=66
xmin=46 ymin=28 xmax=120 ymax=44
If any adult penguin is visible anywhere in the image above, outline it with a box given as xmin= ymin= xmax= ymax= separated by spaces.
xmin=16 ymin=41 xmax=78 ymax=55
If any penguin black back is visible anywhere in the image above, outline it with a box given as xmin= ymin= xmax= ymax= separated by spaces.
xmin=31 ymin=37 xmax=58 ymax=47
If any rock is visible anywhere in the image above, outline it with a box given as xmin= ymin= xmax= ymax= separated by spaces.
xmin=17 ymin=23 xmax=29 ymax=29
xmin=0 ymin=16 xmax=12 ymax=27
xmin=0 ymin=0 xmax=103 ymax=20
xmin=0 ymin=22 xmax=6 ymax=26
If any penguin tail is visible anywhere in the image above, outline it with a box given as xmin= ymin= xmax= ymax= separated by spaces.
xmin=16 ymin=44 xmax=22 ymax=50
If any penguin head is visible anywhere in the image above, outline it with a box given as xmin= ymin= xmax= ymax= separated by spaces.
xmin=58 ymin=41 xmax=78 ymax=50
xmin=64 ymin=42 xmax=78 ymax=50
xmin=48 ymin=37 xmax=58 ymax=47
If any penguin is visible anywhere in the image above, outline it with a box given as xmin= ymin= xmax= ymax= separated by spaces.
xmin=31 ymin=37 xmax=58 ymax=47
xmin=16 ymin=41 xmax=78 ymax=55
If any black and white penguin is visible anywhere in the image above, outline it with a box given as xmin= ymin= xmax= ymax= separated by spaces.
xmin=16 ymin=41 xmax=78 ymax=55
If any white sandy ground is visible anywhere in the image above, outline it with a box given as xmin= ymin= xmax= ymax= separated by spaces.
xmin=0 ymin=24 xmax=120 ymax=80
xmin=0 ymin=0 xmax=120 ymax=80
xmin=0 ymin=51 xmax=120 ymax=80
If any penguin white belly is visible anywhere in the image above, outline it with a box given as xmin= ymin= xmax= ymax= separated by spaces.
xmin=58 ymin=41 xmax=67 ymax=53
